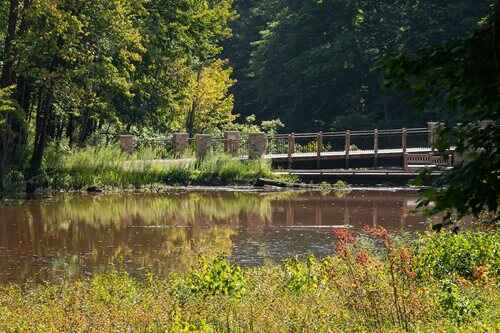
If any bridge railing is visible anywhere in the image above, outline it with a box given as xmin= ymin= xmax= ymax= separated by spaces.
xmin=265 ymin=128 xmax=433 ymax=158
xmin=119 ymin=125 xmax=438 ymax=162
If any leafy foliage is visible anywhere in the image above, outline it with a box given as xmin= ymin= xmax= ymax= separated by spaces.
xmin=381 ymin=3 xmax=499 ymax=222
xmin=414 ymin=231 xmax=500 ymax=280
xmin=225 ymin=0 xmax=491 ymax=131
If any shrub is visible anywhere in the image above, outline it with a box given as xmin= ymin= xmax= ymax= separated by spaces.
xmin=439 ymin=279 xmax=484 ymax=324
xmin=414 ymin=232 xmax=500 ymax=280
xmin=187 ymin=256 xmax=246 ymax=298
xmin=283 ymin=256 xmax=332 ymax=293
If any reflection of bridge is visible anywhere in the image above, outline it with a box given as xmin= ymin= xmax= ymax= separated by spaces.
xmin=234 ymin=191 xmax=429 ymax=231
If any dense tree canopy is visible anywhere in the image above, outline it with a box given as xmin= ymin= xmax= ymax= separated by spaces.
xmin=0 ymin=0 xmax=236 ymax=191
xmin=225 ymin=0 xmax=492 ymax=131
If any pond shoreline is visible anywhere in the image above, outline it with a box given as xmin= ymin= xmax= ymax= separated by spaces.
xmin=1 ymin=183 xmax=424 ymax=201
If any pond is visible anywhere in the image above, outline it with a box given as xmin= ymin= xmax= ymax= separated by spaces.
xmin=0 ymin=189 xmax=434 ymax=283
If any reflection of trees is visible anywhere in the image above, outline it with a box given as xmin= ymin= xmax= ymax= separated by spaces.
xmin=0 ymin=190 xmax=427 ymax=282
xmin=37 ymin=192 xmax=284 ymax=230
xmin=0 ymin=224 xmax=236 ymax=282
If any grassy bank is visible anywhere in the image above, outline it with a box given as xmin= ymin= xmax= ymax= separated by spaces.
xmin=5 ymin=146 xmax=282 ymax=193
xmin=0 ymin=231 xmax=498 ymax=332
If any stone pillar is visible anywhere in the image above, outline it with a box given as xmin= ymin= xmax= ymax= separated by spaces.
xmin=248 ymin=133 xmax=268 ymax=160
xmin=119 ymin=135 xmax=137 ymax=154
xmin=172 ymin=133 xmax=189 ymax=157
xmin=427 ymin=122 xmax=439 ymax=149
xmin=195 ymin=134 xmax=212 ymax=160
xmin=224 ymin=131 xmax=241 ymax=156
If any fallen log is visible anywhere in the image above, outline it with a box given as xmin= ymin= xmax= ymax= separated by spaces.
xmin=254 ymin=178 xmax=315 ymax=189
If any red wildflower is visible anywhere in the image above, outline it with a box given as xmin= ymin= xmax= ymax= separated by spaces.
xmin=332 ymin=228 xmax=356 ymax=257
xmin=355 ymin=251 xmax=370 ymax=266
xmin=399 ymin=248 xmax=412 ymax=264
xmin=473 ymin=265 xmax=488 ymax=280
xmin=332 ymin=228 xmax=356 ymax=244
xmin=362 ymin=225 xmax=389 ymax=240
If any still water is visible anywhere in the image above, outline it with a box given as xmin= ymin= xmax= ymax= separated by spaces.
xmin=0 ymin=190 xmax=432 ymax=283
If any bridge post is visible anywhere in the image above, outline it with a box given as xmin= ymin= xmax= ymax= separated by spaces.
xmin=345 ymin=130 xmax=351 ymax=169
xmin=195 ymin=134 xmax=212 ymax=160
xmin=427 ymin=122 xmax=439 ymax=150
xmin=172 ymin=133 xmax=189 ymax=157
xmin=119 ymin=135 xmax=137 ymax=154
xmin=373 ymin=129 xmax=379 ymax=168
xmin=248 ymin=133 xmax=268 ymax=160
xmin=316 ymin=131 xmax=323 ymax=169
xmin=402 ymin=128 xmax=407 ymax=154
xmin=224 ymin=131 xmax=241 ymax=156
xmin=288 ymin=133 xmax=295 ymax=168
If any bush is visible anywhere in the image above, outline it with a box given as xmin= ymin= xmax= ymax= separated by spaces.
xmin=184 ymin=256 xmax=246 ymax=299
xmin=439 ymin=278 xmax=484 ymax=324
xmin=283 ymin=256 xmax=332 ymax=293
xmin=414 ymin=231 xmax=499 ymax=280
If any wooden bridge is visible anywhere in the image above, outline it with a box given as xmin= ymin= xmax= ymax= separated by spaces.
xmin=262 ymin=127 xmax=451 ymax=170
xmin=122 ymin=123 xmax=456 ymax=177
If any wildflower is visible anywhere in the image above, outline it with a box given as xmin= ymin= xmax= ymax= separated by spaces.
xmin=472 ymin=265 xmax=488 ymax=280
xmin=332 ymin=228 xmax=356 ymax=256
xmin=355 ymin=251 xmax=370 ymax=266
xmin=332 ymin=228 xmax=356 ymax=244
xmin=362 ymin=225 xmax=389 ymax=240
xmin=406 ymin=270 xmax=417 ymax=279
xmin=399 ymin=248 xmax=412 ymax=264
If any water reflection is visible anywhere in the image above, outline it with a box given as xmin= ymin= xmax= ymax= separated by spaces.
xmin=0 ymin=190 xmax=430 ymax=282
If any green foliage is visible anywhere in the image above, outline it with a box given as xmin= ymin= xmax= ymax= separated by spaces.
xmin=226 ymin=0 xmax=491 ymax=131
xmin=187 ymin=256 xmax=246 ymax=298
xmin=414 ymin=232 xmax=500 ymax=280
xmin=24 ymin=146 xmax=276 ymax=191
xmin=90 ymin=270 xmax=139 ymax=306
xmin=439 ymin=279 xmax=484 ymax=324
xmin=283 ymin=255 xmax=332 ymax=293
xmin=380 ymin=5 xmax=499 ymax=222
xmin=0 ymin=0 xmax=237 ymax=190
xmin=1 ymin=232 xmax=498 ymax=332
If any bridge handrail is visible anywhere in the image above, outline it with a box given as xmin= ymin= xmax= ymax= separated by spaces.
xmin=267 ymin=128 xmax=430 ymax=139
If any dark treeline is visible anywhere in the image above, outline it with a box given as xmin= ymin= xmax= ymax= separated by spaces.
xmin=224 ymin=0 xmax=492 ymax=132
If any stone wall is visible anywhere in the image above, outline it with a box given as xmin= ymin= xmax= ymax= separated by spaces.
xmin=172 ymin=133 xmax=189 ymax=157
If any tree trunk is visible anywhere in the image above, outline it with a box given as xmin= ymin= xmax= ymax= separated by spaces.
xmin=26 ymin=88 xmax=53 ymax=193
xmin=495 ymin=0 xmax=500 ymax=84
xmin=1 ymin=0 xmax=19 ymax=87
xmin=186 ymin=68 xmax=203 ymax=138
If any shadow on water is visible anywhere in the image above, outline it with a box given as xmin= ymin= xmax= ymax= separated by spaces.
xmin=0 ymin=190 xmax=433 ymax=282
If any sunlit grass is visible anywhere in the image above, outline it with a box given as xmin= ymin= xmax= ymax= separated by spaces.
xmin=42 ymin=146 xmax=277 ymax=190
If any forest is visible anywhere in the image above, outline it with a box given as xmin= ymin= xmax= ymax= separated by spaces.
xmin=0 ymin=2 xmax=499 ymax=332
xmin=0 ymin=0 xmax=498 ymax=216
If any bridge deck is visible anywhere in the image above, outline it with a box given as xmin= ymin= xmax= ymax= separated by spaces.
xmin=266 ymin=147 xmax=432 ymax=160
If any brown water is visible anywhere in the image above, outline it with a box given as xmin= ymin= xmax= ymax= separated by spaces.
xmin=0 ymin=190 xmax=432 ymax=283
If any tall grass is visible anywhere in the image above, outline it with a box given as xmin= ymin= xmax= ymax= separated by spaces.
xmin=41 ymin=145 xmax=276 ymax=190
xmin=0 ymin=231 xmax=498 ymax=332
